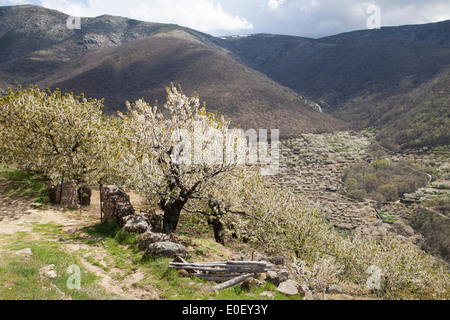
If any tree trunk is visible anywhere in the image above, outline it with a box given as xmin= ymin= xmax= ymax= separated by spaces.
xmin=162 ymin=198 xmax=185 ymax=233
xmin=77 ymin=184 xmax=92 ymax=207
xmin=212 ymin=217 xmax=225 ymax=245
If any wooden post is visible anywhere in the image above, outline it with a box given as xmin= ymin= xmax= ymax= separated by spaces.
xmin=99 ymin=182 xmax=103 ymax=223
xmin=59 ymin=171 xmax=65 ymax=206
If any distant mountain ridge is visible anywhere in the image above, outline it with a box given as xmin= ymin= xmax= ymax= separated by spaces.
xmin=1 ymin=5 xmax=449 ymax=149
xmin=222 ymin=21 xmax=450 ymax=149
xmin=0 ymin=5 xmax=347 ymax=138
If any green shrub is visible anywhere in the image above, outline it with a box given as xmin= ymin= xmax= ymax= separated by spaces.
xmin=379 ymin=183 xmax=398 ymax=201
xmin=0 ymin=166 xmax=51 ymax=203
xmin=343 ymin=159 xmax=427 ymax=205
xmin=348 ymin=189 xmax=367 ymax=201
xmin=410 ymin=205 xmax=450 ymax=262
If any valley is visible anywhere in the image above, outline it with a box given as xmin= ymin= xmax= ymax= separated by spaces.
xmin=273 ymin=131 xmax=449 ymax=261
xmin=0 ymin=4 xmax=449 ymax=300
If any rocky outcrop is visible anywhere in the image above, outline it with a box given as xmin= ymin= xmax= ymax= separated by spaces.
xmin=265 ymin=270 xmax=289 ymax=286
xmin=121 ymin=214 xmax=149 ymax=234
xmin=135 ymin=231 xmax=171 ymax=248
xmin=56 ymin=181 xmax=78 ymax=209
xmin=146 ymin=241 xmax=187 ymax=258
xmin=276 ymin=280 xmax=305 ymax=296
xmin=101 ymin=185 xmax=135 ymax=226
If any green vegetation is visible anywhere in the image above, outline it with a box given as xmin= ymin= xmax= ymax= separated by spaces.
xmin=377 ymin=99 xmax=450 ymax=151
xmin=1 ymin=87 xmax=449 ymax=300
xmin=377 ymin=209 xmax=399 ymax=224
xmin=0 ymin=165 xmax=52 ymax=203
xmin=343 ymin=159 xmax=428 ymax=206
xmin=410 ymin=196 xmax=450 ymax=262
xmin=0 ymin=216 xmax=297 ymax=300
xmin=0 ymin=230 xmax=111 ymax=300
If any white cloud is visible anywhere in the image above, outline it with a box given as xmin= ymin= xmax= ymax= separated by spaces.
xmin=127 ymin=0 xmax=253 ymax=33
xmin=1 ymin=0 xmax=449 ymax=37
xmin=14 ymin=0 xmax=253 ymax=34
xmin=267 ymin=0 xmax=285 ymax=11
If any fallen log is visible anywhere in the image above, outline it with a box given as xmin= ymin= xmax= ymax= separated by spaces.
xmin=168 ymin=260 xmax=274 ymax=288
xmin=213 ymin=273 xmax=256 ymax=290
xmin=195 ymin=273 xmax=246 ymax=282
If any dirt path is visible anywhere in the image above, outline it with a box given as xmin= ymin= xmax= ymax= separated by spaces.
xmin=0 ymin=181 xmax=159 ymax=300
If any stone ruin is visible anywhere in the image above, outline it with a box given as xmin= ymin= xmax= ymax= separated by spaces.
xmin=52 ymin=182 xmax=92 ymax=209
xmin=100 ymin=185 xmax=189 ymax=259
xmin=101 ymin=185 xmax=135 ymax=226
xmin=55 ymin=181 xmax=79 ymax=209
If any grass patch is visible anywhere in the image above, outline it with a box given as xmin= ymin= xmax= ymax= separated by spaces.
xmin=377 ymin=209 xmax=399 ymax=224
xmin=0 ymin=232 xmax=116 ymax=300
xmin=0 ymin=165 xmax=52 ymax=203
xmin=0 ymin=206 xmax=299 ymax=300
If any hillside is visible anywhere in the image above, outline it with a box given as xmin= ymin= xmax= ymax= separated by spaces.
xmin=222 ymin=22 xmax=450 ymax=150
xmin=0 ymin=5 xmax=347 ymax=138
xmin=0 ymin=164 xmax=381 ymax=301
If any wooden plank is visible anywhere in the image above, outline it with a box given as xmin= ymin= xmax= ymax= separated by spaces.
xmin=195 ymin=273 xmax=243 ymax=282
xmin=169 ymin=262 xmax=230 ymax=268
xmin=170 ymin=260 xmax=271 ymax=267
xmin=225 ymin=260 xmax=270 ymax=266
xmin=213 ymin=273 xmax=256 ymax=290
xmin=169 ymin=265 xmax=266 ymax=273
xmin=169 ymin=261 xmax=273 ymax=269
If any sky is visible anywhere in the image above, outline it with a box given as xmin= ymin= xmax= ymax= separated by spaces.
xmin=1 ymin=0 xmax=450 ymax=38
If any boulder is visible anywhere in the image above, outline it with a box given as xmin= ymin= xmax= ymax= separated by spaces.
xmin=276 ymin=280 xmax=302 ymax=296
xmin=327 ymin=284 xmax=343 ymax=294
xmin=269 ymin=256 xmax=285 ymax=266
xmin=40 ymin=264 xmax=57 ymax=279
xmin=240 ymin=277 xmax=265 ymax=291
xmin=122 ymin=214 xmax=149 ymax=234
xmin=146 ymin=241 xmax=187 ymax=258
xmin=265 ymin=271 xmax=279 ymax=285
xmin=15 ymin=248 xmax=33 ymax=256
xmin=265 ymin=270 xmax=289 ymax=286
xmin=135 ymin=231 xmax=170 ymax=247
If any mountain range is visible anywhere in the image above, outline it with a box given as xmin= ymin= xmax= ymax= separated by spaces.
xmin=0 ymin=5 xmax=449 ymax=149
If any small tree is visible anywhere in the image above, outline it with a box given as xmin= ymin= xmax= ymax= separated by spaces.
xmin=183 ymin=167 xmax=266 ymax=244
xmin=117 ymin=85 xmax=244 ymax=233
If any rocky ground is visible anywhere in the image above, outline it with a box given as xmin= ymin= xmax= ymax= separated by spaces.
xmin=0 ymin=169 xmax=377 ymax=300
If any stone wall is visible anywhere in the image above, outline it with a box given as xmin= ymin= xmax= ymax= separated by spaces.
xmin=271 ymin=132 xmax=434 ymax=243
xmin=101 ymin=185 xmax=135 ymax=226
xmin=55 ymin=181 xmax=78 ymax=209
xmin=272 ymin=132 xmax=379 ymax=232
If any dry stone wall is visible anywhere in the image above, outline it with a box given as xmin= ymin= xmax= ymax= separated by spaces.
xmin=101 ymin=185 xmax=135 ymax=226
xmin=55 ymin=181 xmax=78 ymax=209
xmin=270 ymin=131 xmax=441 ymax=243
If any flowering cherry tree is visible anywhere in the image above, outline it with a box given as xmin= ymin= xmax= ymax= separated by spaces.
xmin=117 ymin=85 xmax=245 ymax=233
xmin=0 ymin=86 xmax=120 ymax=186
xmin=1 ymin=85 xmax=448 ymax=299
